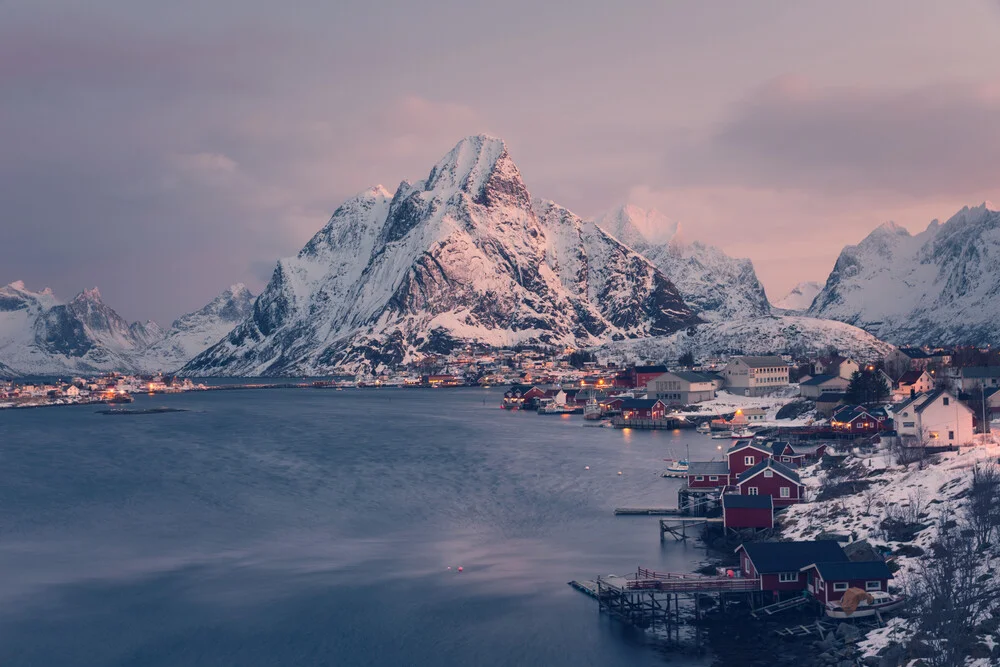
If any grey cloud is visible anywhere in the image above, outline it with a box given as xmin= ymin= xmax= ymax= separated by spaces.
xmin=671 ymin=78 xmax=1000 ymax=198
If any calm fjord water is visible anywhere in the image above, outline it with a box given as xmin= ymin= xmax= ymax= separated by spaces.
xmin=0 ymin=388 xmax=721 ymax=666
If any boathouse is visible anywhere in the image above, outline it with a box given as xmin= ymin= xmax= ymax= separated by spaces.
xmin=721 ymin=494 xmax=773 ymax=530
xmin=799 ymin=561 xmax=893 ymax=604
xmin=736 ymin=459 xmax=805 ymax=507
xmin=501 ymin=385 xmax=546 ymax=409
xmin=830 ymin=405 xmax=889 ymax=435
xmin=619 ymin=398 xmax=668 ymax=420
xmin=736 ymin=540 xmax=847 ymax=595
xmin=687 ymin=461 xmax=730 ymax=488
xmin=726 ymin=440 xmax=774 ymax=479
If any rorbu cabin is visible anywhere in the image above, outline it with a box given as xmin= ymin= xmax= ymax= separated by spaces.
xmin=726 ymin=440 xmax=774 ymax=478
xmin=736 ymin=458 xmax=805 ymax=507
xmin=770 ymin=441 xmax=828 ymax=467
xmin=799 ymin=561 xmax=894 ymax=605
xmin=721 ymin=493 xmax=773 ymax=530
xmin=687 ymin=461 xmax=731 ymax=488
xmin=736 ymin=540 xmax=848 ymax=597
xmin=619 ymin=399 xmax=668 ymax=421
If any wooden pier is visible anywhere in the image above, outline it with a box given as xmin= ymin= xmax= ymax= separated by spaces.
xmin=659 ymin=516 xmax=723 ymax=540
xmin=613 ymin=507 xmax=686 ymax=516
xmin=611 ymin=417 xmax=686 ymax=430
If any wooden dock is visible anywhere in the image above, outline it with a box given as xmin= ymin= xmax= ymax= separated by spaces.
xmin=611 ymin=417 xmax=686 ymax=430
xmin=659 ymin=516 xmax=723 ymax=540
xmin=613 ymin=507 xmax=685 ymax=516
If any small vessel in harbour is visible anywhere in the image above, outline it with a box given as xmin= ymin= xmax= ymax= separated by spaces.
xmin=583 ymin=398 xmax=603 ymax=420
xmin=661 ymin=459 xmax=689 ymax=478
xmin=731 ymin=427 xmax=754 ymax=438
xmin=710 ymin=431 xmax=733 ymax=439
xmin=825 ymin=590 xmax=906 ymax=619
xmin=695 ymin=422 xmax=711 ymax=434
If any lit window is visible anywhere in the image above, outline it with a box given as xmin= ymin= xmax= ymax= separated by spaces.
xmin=778 ymin=572 xmax=798 ymax=583
xmin=833 ymin=582 xmax=849 ymax=592
xmin=865 ymin=581 xmax=881 ymax=591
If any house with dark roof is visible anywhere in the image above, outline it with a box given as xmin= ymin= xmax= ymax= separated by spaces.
xmin=722 ymin=493 xmax=773 ymax=530
xmin=815 ymin=391 xmax=847 ymax=416
xmin=892 ymin=389 xmax=974 ymax=445
xmin=893 ymin=369 xmax=933 ymax=399
xmin=646 ymin=371 xmax=717 ymax=405
xmin=799 ymin=560 xmax=894 ymax=605
xmin=736 ymin=459 xmax=805 ymax=507
xmin=619 ymin=398 xmax=668 ymax=420
xmin=736 ymin=540 xmax=847 ymax=595
xmin=770 ymin=441 xmax=828 ymax=466
xmin=830 ymin=405 xmax=890 ymax=435
xmin=501 ymin=384 xmax=546 ymax=409
xmin=956 ymin=366 xmax=1000 ymax=393
xmin=726 ymin=440 xmax=775 ymax=479
xmin=686 ymin=461 xmax=731 ymax=488
xmin=615 ymin=365 xmax=669 ymax=389
xmin=799 ymin=374 xmax=850 ymax=399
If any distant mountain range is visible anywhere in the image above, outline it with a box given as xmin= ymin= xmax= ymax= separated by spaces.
xmin=0 ymin=281 xmax=254 ymax=376
xmin=3 ymin=135 xmax=920 ymax=377
xmin=773 ymin=281 xmax=824 ymax=312
xmin=809 ymin=202 xmax=1000 ymax=346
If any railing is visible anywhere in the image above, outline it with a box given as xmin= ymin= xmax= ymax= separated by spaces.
xmin=625 ymin=568 xmax=760 ymax=593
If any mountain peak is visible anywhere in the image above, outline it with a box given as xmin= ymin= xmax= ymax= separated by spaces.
xmin=7 ymin=280 xmax=26 ymax=291
xmin=73 ymin=287 xmax=103 ymax=302
xmin=598 ymin=205 xmax=681 ymax=248
xmin=422 ymin=135 xmax=529 ymax=208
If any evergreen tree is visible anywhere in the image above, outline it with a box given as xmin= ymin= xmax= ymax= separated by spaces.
xmin=845 ymin=370 xmax=890 ymax=405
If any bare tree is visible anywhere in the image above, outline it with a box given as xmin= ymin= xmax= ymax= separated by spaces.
xmin=967 ymin=463 xmax=1000 ymax=551
xmin=861 ymin=485 xmax=883 ymax=516
xmin=911 ymin=509 xmax=999 ymax=667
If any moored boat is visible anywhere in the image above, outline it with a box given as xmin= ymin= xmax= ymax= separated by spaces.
xmin=710 ymin=431 xmax=733 ymax=439
xmin=695 ymin=422 xmax=711 ymax=434
xmin=825 ymin=590 xmax=906 ymax=619
xmin=662 ymin=459 xmax=689 ymax=477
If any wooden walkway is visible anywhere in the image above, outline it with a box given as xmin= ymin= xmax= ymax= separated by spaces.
xmin=614 ymin=507 xmax=686 ymax=516
xmin=603 ymin=568 xmax=760 ymax=594
xmin=611 ymin=417 xmax=685 ymax=430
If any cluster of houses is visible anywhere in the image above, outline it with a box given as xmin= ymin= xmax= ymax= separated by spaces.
xmin=0 ymin=374 xmax=204 ymax=408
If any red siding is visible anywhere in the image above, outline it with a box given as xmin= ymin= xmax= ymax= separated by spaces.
xmin=760 ymin=572 xmax=807 ymax=593
xmin=738 ymin=472 xmax=804 ymax=507
xmin=688 ymin=475 xmax=729 ymax=489
xmin=727 ymin=447 xmax=772 ymax=478
xmin=723 ymin=506 xmax=773 ymax=529
xmin=803 ymin=568 xmax=888 ymax=604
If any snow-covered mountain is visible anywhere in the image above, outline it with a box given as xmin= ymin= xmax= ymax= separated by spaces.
xmin=596 ymin=205 xmax=772 ymax=321
xmin=184 ymin=136 xmax=701 ymax=376
xmin=773 ymin=281 xmax=823 ymax=312
xmin=600 ymin=315 xmax=893 ymax=366
xmin=140 ymin=284 xmax=255 ymax=372
xmin=0 ymin=282 xmax=147 ymax=375
xmin=809 ymin=203 xmax=1000 ymax=345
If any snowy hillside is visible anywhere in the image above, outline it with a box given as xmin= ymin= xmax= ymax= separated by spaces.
xmin=0 ymin=282 xmax=146 ymax=375
xmin=598 ymin=315 xmax=893 ymax=365
xmin=809 ymin=203 xmax=1000 ymax=345
xmin=183 ymin=136 xmax=701 ymax=376
xmin=139 ymin=284 xmax=255 ymax=372
xmin=596 ymin=205 xmax=772 ymax=321
xmin=772 ymin=281 xmax=823 ymax=311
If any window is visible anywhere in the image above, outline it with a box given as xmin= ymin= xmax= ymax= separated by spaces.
xmin=903 ymin=422 xmax=915 ymax=428
xmin=833 ymin=583 xmax=849 ymax=592
xmin=744 ymin=455 xmax=755 ymax=466
xmin=865 ymin=581 xmax=881 ymax=591
xmin=782 ymin=456 xmax=790 ymax=462
xmin=943 ymin=397 xmax=949 ymax=406
xmin=778 ymin=572 xmax=798 ymax=583
xmin=709 ymin=475 xmax=718 ymax=482
xmin=780 ymin=487 xmax=791 ymax=498
xmin=747 ymin=487 xmax=758 ymax=495
xmin=949 ymin=431 xmax=955 ymax=440
xmin=695 ymin=476 xmax=704 ymax=481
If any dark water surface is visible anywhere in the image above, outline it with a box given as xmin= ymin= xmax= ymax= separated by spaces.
xmin=0 ymin=388 xmax=724 ymax=666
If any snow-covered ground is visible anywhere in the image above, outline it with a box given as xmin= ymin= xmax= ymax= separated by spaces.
xmin=672 ymin=388 xmax=819 ymax=427
xmin=779 ymin=439 xmax=1000 ymax=662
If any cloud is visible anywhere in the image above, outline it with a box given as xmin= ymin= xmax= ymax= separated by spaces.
xmin=670 ymin=77 xmax=1000 ymax=199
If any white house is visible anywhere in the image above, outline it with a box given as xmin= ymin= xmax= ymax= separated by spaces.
xmin=799 ymin=374 xmax=849 ymax=399
xmin=646 ymin=371 xmax=717 ymax=405
xmin=954 ymin=367 xmax=1000 ymax=393
xmin=893 ymin=370 xmax=934 ymax=400
xmin=893 ymin=389 xmax=975 ymax=445
xmin=723 ymin=356 xmax=790 ymax=397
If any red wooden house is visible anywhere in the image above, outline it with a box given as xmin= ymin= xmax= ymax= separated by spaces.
xmin=600 ymin=397 xmax=625 ymax=414
xmin=726 ymin=440 xmax=774 ymax=479
xmin=736 ymin=459 xmax=805 ymax=507
xmin=687 ymin=461 xmax=731 ymax=488
xmin=799 ymin=561 xmax=894 ymax=605
xmin=830 ymin=405 xmax=890 ymax=435
xmin=770 ymin=442 xmax=828 ymax=467
xmin=722 ymin=493 xmax=773 ymax=529
xmin=614 ymin=365 xmax=668 ymax=388
xmin=501 ymin=385 xmax=546 ymax=409
xmin=619 ymin=398 xmax=668 ymax=420
xmin=736 ymin=540 xmax=847 ymax=597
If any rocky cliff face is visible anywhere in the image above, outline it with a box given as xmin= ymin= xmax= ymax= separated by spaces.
xmin=184 ymin=136 xmax=701 ymax=376
xmin=773 ymin=281 xmax=823 ymax=312
xmin=596 ymin=205 xmax=772 ymax=321
xmin=809 ymin=203 xmax=1000 ymax=345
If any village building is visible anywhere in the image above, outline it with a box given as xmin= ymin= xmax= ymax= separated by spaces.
xmin=501 ymin=385 xmax=545 ymax=409
xmin=736 ymin=540 xmax=848 ymax=596
xmin=829 ymin=405 xmax=890 ymax=436
xmin=799 ymin=374 xmax=850 ymax=399
xmin=726 ymin=440 xmax=774 ymax=479
xmin=721 ymin=494 xmax=773 ymax=530
xmin=686 ymin=461 xmax=731 ymax=489
xmin=722 ymin=356 xmax=789 ymax=397
xmin=736 ymin=458 xmax=805 ymax=507
xmin=770 ymin=442 xmax=828 ymax=467
xmin=646 ymin=371 xmax=717 ymax=405
xmin=614 ymin=365 xmax=668 ymax=389
xmin=885 ymin=347 xmax=933 ymax=377
xmin=814 ymin=392 xmax=847 ymax=416
xmin=741 ymin=407 xmax=767 ymax=423
xmin=954 ymin=366 xmax=1000 ymax=393
xmin=814 ymin=356 xmax=860 ymax=380
xmin=619 ymin=398 xmax=668 ymax=421
xmin=893 ymin=389 xmax=975 ymax=445
xmin=893 ymin=369 xmax=934 ymax=399
xmin=800 ymin=561 xmax=894 ymax=605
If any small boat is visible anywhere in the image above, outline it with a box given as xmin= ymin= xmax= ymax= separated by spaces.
xmin=711 ymin=431 xmax=733 ymax=439
xmin=825 ymin=590 xmax=906 ymax=619
xmin=731 ymin=427 xmax=754 ymax=438
xmin=662 ymin=459 xmax=689 ymax=478
xmin=695 ymin=422 xmax=711 ymax=434
xmin=583 ymin=398 xmax=603 ymax=420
